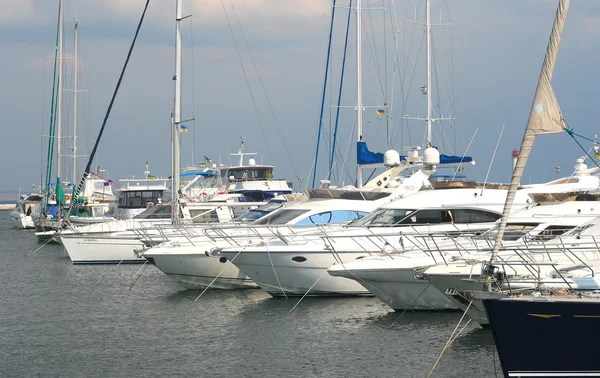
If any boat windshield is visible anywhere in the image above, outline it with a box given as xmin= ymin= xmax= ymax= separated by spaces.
xmin=350 ymin=209 xmax=415 ymax=226
xmin=253 ymin=209 xmax=309 ymax=225
xmin=118 ymin=190 xmax=164 ymax=209
xmin=237 ymin=202 xmax=285 ymax=223
xmin=480 ymin=223 xmax=539 ymax=241
xmin=226 ymin=167 xmax=272 ymax=182
xmin=133 ymin=204 xmax=171 ymax=219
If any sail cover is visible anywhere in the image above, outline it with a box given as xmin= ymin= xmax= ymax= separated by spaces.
xmin=357 ymin=141 xmax=384 ymax=165
xmin=440 ymin=154 xmax=473 ymax=164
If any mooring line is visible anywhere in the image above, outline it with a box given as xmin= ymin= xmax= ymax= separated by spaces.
xmin=427 ymin=301 xmax=473 ymax=377
xmin=288 ymin=270 xmax=327 ymax=314
xmin=194 ymin=246 xmax=246 ymax=302
xmin=26 ymin=237 xmax=54 ymax=256
xmin=128 ymin=260 xmax=149 ymax=290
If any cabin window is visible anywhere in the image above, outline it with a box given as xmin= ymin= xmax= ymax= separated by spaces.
xmin=502 ymin=224 xmax=539 ymax=241
xmin=534 ymin=225 xmax=576 ymax=241
xmin=400 ymin=209 xmax=443 ymax=224
xmin=226 ymin=167 xmax=273 ymax=182
xmin=352 ymin=209 xmax=415 ymax=226
xmin=134 ymin=205 xmax=172 ymax=219
xmin=450 ymin=209 xmax=501 ymax=223
xmin=253 ymin=209 xmax=309 ymax=225
xmin=294 ymin=210 xmax=368 ymax=226
xmin=189 ymin=209 xmax=220 ymax=223
xmin=118 ymin=190 xmax=163 ymax=209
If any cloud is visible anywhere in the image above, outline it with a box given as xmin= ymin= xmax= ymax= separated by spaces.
xmin=0 ymin=0 xmax=34 ymax=25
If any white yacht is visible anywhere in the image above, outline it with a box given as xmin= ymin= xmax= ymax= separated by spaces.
xmin=331 ymin=196 xmax=600 ymax=311
xmin=423 ymin=198 xmax=600 ymax=325
xmin=10 ymin=193 xmax=42 ymax=229
xmin=59 ymin=196 xmax=267 ymax=264
xmin=142 ymin=197 xmax=387 ymax=290
xmin=219 ymin=187 xmax=533 ymax=297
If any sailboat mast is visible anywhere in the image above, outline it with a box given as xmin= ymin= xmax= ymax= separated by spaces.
xmin=356 ymin=0 xmax=363 ymax=188
xmin=72 ymin=20 xmax=79 ymax=185
xmin=426 ymin=0 xmax=432 ymax=146
xmin=172 ymin=0 xmax=183 ymax=220
xmin=487 ymin=0 xmax=570 ymax=285
xmin=56 ymin=0 xmax=64 ymax=220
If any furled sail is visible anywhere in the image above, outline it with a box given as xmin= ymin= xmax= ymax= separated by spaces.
xmin=487 ymin=0 xmax=570 ymax=280
xmin=357 ymin=141 xmax=384 ymax=165
xmin=358 ymin=141 xmax=474 ymax=166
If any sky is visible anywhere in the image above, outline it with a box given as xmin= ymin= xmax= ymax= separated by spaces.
xmin=1 ymin=0 xmax=600 ymax=193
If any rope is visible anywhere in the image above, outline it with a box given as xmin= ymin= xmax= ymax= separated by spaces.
xmin=329 ymin=0 xmax=353 ymax=183
xmin=128 ymin=260 xmax=149 ymax=290
xmin=227 ymin=1 xmax=302 ymax=185
xmin=312 ymin=0 xmax=337 ymax=188
xmin=266 ymin=244 xmax=288 ymax=299
xmin=288 ymin=270 xmax=327 ymax=314
xmin=565 ymin=126 xmax=600 ymax=169
xmin=427 ymin=301 xmax=473 ymax=377
xmin=194 ymin=246 xmax=247 ymax=302
xmin=70 ymin=0 xmax=150 ymax=210
xmin=25 ymin=237 xmax=54 ymax=256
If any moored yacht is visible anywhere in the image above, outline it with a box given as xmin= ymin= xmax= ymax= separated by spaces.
xmin=10 ymin=193 xmax=42 ymax=229
xmin=142 ymin=197 xmax=384 ymax=289
xmin=220 ymin=186 xmax=532 ymax=297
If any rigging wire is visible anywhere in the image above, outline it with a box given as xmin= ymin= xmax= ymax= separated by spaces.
xmin=44 ymin=1 xmax=62 ymax=209
xmin=70 ymin=0 xmax=150 ymax=209
xmin=312 ymin=0 xmax=338 ymax=188
xmin=227 ymin=0 xmax=302 ymax=185
xmin=329 ymin=0 xmax=354 ymax=184
xmin=188 ymin=0 xmax=197 ymax=167
xmin=219 ymin=1 xmax=273 ymax=163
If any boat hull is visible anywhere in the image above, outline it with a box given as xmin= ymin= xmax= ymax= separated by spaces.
xmin=10 ymin=210 xmax=34 ymax=229
xmin=144 ymin=245 xmax=256 ymax=290
xmin=60 ymin=235 xmax=147 ymax=264
xmin=484 ymin=297 xmax=600 ymax=377
xmin=221 ymin=250 xmax=371 ymax=297
xmin=329 ymin=265 xmax=458 ymax=310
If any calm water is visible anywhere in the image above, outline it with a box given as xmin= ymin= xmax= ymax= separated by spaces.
xmin=0 ymin=212 xmax=503 ymax=377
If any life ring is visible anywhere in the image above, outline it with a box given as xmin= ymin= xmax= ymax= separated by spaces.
xmin=64 ymin=194 xmax=71 ymax=202
xmin=200 ymin=192 xmax=208 ymax=197
xmin=217 ymin=191 xmax=226 ymax=195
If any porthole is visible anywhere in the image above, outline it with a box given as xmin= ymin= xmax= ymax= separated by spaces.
xmin=219 ymin=257 xmax=227 ymax=264
xmin=292 ymin=256 xmax=307 ymax=263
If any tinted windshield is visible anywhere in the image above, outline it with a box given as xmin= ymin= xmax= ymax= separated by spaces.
xmin=253 ymin=209 xmax=309 ymax=225
xmin=351 ymin=209 xmax=415 ymax=226
xmin=133 ymin=204 xmax=171 ymax=219
xmin=236 ymin=202 xmax=285 ymax=223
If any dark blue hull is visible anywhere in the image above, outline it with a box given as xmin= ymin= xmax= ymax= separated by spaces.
xmin=483 ymin=297 xmax=600 ymax=377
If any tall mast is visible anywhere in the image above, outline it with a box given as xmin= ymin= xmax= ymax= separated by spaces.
xmin=426 ymin=0 xmax=432 ymax=145
xmin=56 ymin=0 xmax=64 ymax=220
xmin=172 ymin=0 xmax=183 ymax=220
xmin=72 ymin=20 xmax=79 ymax=185
xmin=356 ymin=0 xmax=363 ymax=188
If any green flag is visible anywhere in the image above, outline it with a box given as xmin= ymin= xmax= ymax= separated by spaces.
xmin=56 ymin=179 xmax=66 ymax=205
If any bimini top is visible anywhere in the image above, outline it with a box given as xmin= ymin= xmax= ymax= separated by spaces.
xmin=180 ymin=171 xmax=221 ymax=178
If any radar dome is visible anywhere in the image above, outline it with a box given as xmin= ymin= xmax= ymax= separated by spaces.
xmin=423 ymin=147 xmax=440 ymax=166
xmin=384 ymin=150 xmax=401 ymax=167
xmin=248 ymin=158 xmax=256 ymax=166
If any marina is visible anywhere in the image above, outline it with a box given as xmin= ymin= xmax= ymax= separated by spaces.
xmin=2 ymin=0 xmax=600 ymax=376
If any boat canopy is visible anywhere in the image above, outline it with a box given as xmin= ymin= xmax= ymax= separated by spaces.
xmin=180 ymin=171 xmax=221 ymax=178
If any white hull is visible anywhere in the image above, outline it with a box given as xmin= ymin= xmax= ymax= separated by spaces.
xmin=424 ymin=272 xmax=489 ymax=325
xmin=329 ymin=263 xmax=457 ymax=310
xmin=60 ymin=235 xmax=147 ymax=264
xmin=145 ymin=245 xmax=256 ymax=289
xmin=220 ymin=249 xmax=371 ymax=296
xmin=10 ymin=210 xmax=34 ymax=229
